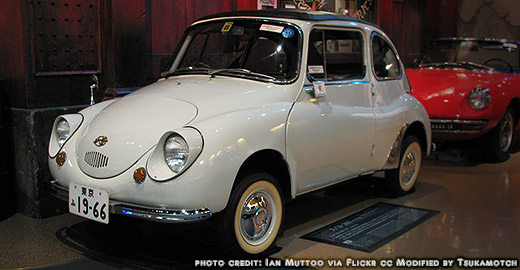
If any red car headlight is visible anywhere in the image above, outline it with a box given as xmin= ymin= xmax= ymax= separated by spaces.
xmin=468 ymin=88 xmax=491 ymax=110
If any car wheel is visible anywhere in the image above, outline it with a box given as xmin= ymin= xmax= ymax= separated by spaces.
xmin=221 ymin=172 xmax=284 ymax=256
xmin=484 ymin=107 xmax=516 ymax=162
xmin=385 ymin=135 xmax=422 ymax=196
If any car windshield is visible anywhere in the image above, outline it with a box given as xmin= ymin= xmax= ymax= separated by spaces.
xmin=164 ymin=20 xmax=300 ymax=83
xmin=417 ymin=40 xmax=520 ymax=73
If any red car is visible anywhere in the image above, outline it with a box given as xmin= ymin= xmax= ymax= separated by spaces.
xmin=407 ymin=38 xmax=520 ymax=162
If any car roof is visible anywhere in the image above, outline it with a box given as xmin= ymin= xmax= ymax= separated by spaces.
xmin=194 ymin=9 xmax=380 ymax=28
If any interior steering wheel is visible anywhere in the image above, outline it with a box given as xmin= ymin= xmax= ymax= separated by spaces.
xmin=484 ymin=58 xmax=514 ymax=73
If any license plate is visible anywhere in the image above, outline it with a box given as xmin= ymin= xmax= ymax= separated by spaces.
xmin=69 ymin=182 xmax=109 ymax=224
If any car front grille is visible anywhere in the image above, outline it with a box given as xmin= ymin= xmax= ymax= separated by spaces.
xmin=430 ymin=119 xmax=488 ymax=134
xmin=84 ymin=151 xmax=109 ymax=168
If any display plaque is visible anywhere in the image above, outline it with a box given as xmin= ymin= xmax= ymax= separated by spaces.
xmin=302 ymin=202 xmax=438 ymax=252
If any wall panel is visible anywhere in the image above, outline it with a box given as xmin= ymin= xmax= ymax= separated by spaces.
xmin=146 ymin=0 xmax=257 ymax=80
xmin=377 ymin=0 xmax=457 ymax=67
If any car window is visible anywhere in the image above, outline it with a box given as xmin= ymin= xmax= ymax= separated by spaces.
xmin=181 ymin=28 xmax=249 ymax=69
xmin=243 ymin=36 xmax=289 ymax=76
xmin=171 ymin=20 xmax=300 ymax=82
xmin=372 ymin=34 xmax=401 ymax=80
xmin=307 ymin=28 xmax=365 ymax=81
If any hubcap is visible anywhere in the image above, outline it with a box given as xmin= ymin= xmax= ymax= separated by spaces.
xmin=401 ymin=149 xmax=418 ymax=186
xmin=240 ymin=190 xmax=275 ymax=245
xmin=499 ymin=113 xmax=514 ymax=152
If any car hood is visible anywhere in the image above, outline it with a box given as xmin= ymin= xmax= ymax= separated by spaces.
xmin=77 ymin=75 xmax=293 ymax=178
xmin=132 ymin=75 xmax=295 ymax=122
xmin=77 ymin=94 xmax=198 ymax=178
xmin=406 ymin=68 xmax=504 ymax=117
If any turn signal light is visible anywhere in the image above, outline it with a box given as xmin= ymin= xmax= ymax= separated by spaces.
xmin=56 ymin=152 xmax=67 ymax=166
xmin=133 ymin=167 xmax=146 ymax=184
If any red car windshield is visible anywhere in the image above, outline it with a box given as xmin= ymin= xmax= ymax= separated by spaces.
xmin=417 ymin=40 xmax=520 ymax=73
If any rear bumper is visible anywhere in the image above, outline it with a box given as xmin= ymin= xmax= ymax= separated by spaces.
xmin=45 ymin=180 xmax=212 ymax=223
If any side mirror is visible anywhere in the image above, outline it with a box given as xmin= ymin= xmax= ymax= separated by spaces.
xmin=411 ymin=58 xmax=419 ymax=67
xmin=90 ymin=75 xmax=99 ymax=105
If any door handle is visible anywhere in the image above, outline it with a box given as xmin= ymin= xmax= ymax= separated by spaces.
xmin=304 ymin=86 xmax=318 ymax=102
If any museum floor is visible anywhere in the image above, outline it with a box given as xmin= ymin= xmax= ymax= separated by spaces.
xmin=1 ymin=143 xmax=519 ymax=269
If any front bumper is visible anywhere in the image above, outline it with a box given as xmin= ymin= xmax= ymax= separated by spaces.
xmin=430 ymin=119 xmax=488 ymax=134
xmin=45 ymin=180 xmax=212 ymax=223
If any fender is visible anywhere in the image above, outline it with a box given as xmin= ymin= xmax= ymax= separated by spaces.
xmin=383 ymin=123 xmax=409 ymax=170
xmin=186 ymin=102 xmax=293 ymax=212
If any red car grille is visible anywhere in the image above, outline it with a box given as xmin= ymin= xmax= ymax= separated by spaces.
xmin=430 ymin=119 xmax=488 ymax=134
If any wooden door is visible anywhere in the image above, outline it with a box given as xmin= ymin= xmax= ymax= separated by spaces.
xmin=26 ymin=0 xmax=113 ymax=107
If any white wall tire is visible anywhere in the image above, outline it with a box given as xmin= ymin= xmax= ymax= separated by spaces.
xmin=221 ymin=172 xmax=284 ymax=256
xmin=385 ymin=135 xmax=422 ymax=195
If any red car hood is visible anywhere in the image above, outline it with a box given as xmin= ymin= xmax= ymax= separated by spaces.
xmin=406 ymin=68 xmax=506 ymax=118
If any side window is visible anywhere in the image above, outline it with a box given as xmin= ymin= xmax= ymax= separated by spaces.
xmin=307 ymin=29 xmax=365 ymax=81
xmin=371 ymin=34 xmax=401 ymax=79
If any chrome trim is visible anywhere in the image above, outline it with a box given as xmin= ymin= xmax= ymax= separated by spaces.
xmin=240 ymin=189 xmax=275 ymax=244
xmin=45 ymin=180 xmax=212 ymax=223
xmin=111 ymin=204 xmax=212 ymax=223
xmin=400 ymin=146 xmax=419 ymax=186
xmin=434 ymin=37 xmax=520 ymax=47
xmin=499 ymin=112 xmax=514 ymax=151
xmin=93 ymin=135 xmax=108 ymax=147
xmin=49 ymin=114 xmax=85 ymax=159
xmin=383 ymin=123 xmax=409 ymax=170
xmin=90 ymin=74 xmax=98 ymax=105
xmin=430 ymin=119 xmax=487 ymax=134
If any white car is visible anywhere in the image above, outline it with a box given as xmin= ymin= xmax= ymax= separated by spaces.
xmin=48 ymin=9 xmax=431 ymax=256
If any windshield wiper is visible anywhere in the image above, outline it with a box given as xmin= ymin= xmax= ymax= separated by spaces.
xmin=458 ymin=61 xmax=493 ymax=71
xmin=209 ymin=68 xmax=276 ymax=81
xmin=161 ymin=67 xmax=279 ymax=81
xmin=419 ymin=62 xmax=492 ymax=71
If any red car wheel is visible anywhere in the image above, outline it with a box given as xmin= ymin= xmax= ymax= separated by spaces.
xmin=484 ymin=107 xmax=516 ymax=162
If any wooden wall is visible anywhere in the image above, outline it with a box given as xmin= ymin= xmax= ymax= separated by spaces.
xmin=377 ymin=0 xmax=458 ymax=66
xmin=0 ymin=0 xmax=456 ymax=109
xmin=0 ymin=0 xmax=257 ymax=109
xmin=112 ymin=0 xmax=147 ymax=87
xmin=146 ymin=0 xmax=257 ymax=81
xmin=0 ymin=0 xmax=114 ymax=109
xmin=0 ymin=0 xmax=29 ymax=108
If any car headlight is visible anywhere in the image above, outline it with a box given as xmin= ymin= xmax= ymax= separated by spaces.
xmin=164 ymin=134 xmax=189 ymax=173
xmin=48 ymin=114 xmax=84 ymax=158
xmin=56 ymin=119 xmax=70 ymax=147
xmin=468 ymin=88 xmax=491 ymax=110
xmin=147 ymin=129 xmax=203 ymax=181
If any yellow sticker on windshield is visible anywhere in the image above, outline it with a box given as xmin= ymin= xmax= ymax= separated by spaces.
xmin=221 ymin=22 xmax=233 ymax=32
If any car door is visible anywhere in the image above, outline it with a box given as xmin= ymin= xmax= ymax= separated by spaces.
xmin=286 ymin=27 xmax=376 ymax=194
xmin=367 ymin=32 xmax=410 ymax=171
